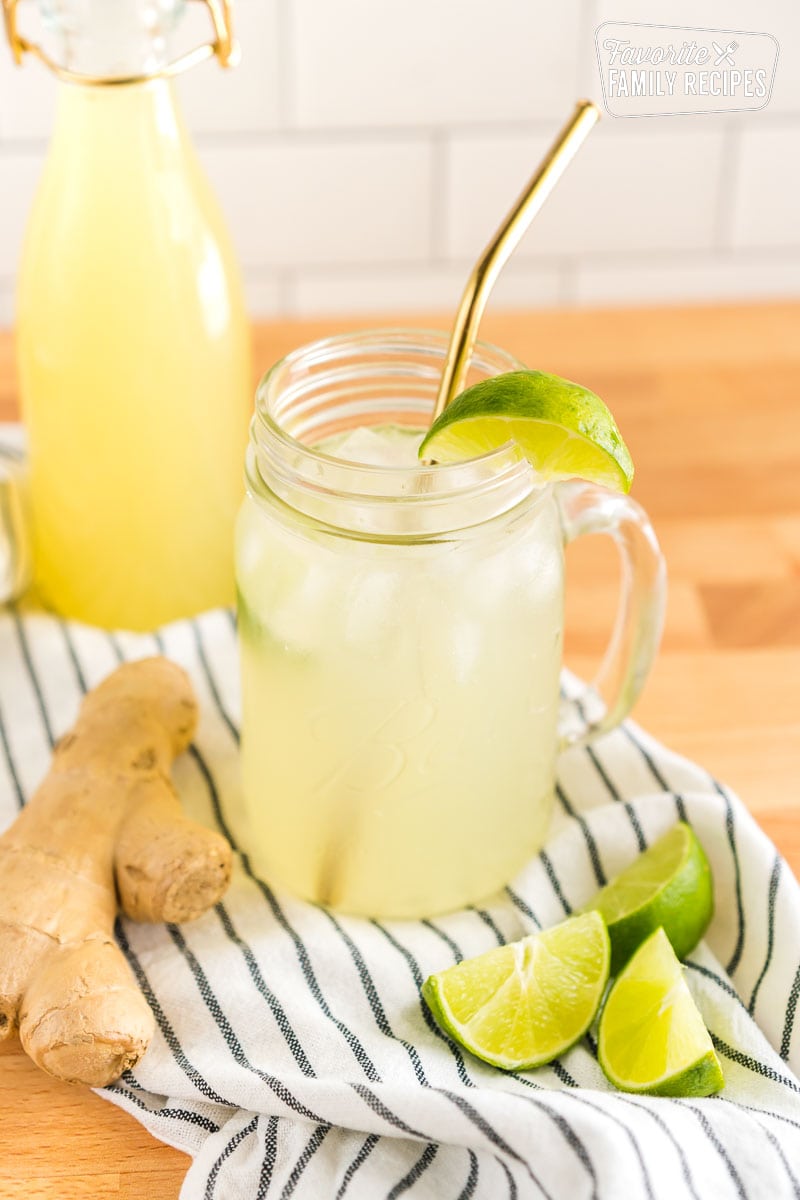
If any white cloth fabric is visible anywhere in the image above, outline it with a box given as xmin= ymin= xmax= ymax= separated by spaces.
xmin=1 ymin=605 xmax=799 ymax=1200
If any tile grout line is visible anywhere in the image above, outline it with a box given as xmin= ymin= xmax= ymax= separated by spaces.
xmin=713 ymin=121 xmax=743 ymax=252
xmin=427 ymin=130 xmax=448 ymax=265
xmin=578 ymin=0 xmax=600 ymax=99
xmin=1 ymin=110 xmax=799 ymax=154
xmin=274 ymin=0 xmax=292 ymax=130
xmin=559 ymin=259 xmax=578 ymax=307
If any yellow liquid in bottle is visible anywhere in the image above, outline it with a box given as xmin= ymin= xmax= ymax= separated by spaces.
xmin=17 ymin=79 xmax=251 ymax=630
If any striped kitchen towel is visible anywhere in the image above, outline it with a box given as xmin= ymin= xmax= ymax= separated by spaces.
xmin=1 ymin=604 xmax=799 ymax=1200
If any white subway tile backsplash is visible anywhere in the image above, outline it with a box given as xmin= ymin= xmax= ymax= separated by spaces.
xmin=177 ymin=0 xmax=281 ymax=135
xmin=243 ymin=275 xmax=283 ymax=318
xmin=444 ymin=126 xmax=726 ymax=260
xmin=0 ymin=152 xmax=44 ymax=280
xmin=575 ymin=253 xmax=800 ymax=305
xmin=730 ymin=126 xmax=800 ymax=249
xmin=289 ymin=0 xmax=582 ymax=129
xmin=0 ymin=41 xmax=57 ymax=141
xmin=197 ymin=138 xmax=434 ymax=270
xmin=287 ymin=261 xmax=563 ymax=317
xmin=0 ymin=3 xmax=798 ymax=322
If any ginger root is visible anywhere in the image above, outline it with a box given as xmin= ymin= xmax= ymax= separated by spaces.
xmin=0 ymin=657 xmax=232 ymax=1086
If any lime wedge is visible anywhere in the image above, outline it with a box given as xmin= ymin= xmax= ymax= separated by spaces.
xmin=598 ymin=927 xmax=724 ymax=1096
xmin=422 ymin=912 xmax=610 ymax=1070
xmin=585 ymin=822 xmax=713 ymax=974
xmin=419 ymin=370 xmax=634 ymax=492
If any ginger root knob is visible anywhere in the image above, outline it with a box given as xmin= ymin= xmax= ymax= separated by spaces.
xmin=0 ymin=657 xmax=232 ymax=1086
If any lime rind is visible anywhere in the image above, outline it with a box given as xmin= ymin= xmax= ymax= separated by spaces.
xmin=598 ymin=927 xmax=724 ymax=1097
xmin=422 ymin=912 xmax=610 ymax=1070
xmin=419 ymin=370 xmax=634 ymax=493
xmin=585 ymin=822 xmax=714 ymax=974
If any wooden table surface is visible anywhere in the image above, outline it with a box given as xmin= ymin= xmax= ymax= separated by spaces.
xmin=1 ymin=302 xmax=799 ymax=1197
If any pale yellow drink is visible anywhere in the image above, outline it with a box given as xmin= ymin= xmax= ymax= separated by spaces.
xmin=237 ymin=425 xmax=563 ymax=918
xmin=17 ymin=79 xmax=251 ymax=629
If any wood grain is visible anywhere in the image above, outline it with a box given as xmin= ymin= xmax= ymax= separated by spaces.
xmin=1 ymin=301 xmax=799 ymax=1196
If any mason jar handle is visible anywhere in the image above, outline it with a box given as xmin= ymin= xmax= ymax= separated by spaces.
xmin=555 ymin=479 xmax=666 ymax=749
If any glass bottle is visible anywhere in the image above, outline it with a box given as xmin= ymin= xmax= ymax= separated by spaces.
xmin=5 ymin=0 xmax=251 ymax=629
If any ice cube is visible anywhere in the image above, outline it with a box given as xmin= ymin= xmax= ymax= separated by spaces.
xmin=266 ymin=561 xmax=339 ymax=655
xmin=326 ymin=425 xmax=423 ymax=468
xmin=344 ymin=568 xmax=402 ymax=648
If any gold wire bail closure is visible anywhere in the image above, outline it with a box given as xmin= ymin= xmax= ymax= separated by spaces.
xmin=1 ymin=0 xmax=240 ymax=86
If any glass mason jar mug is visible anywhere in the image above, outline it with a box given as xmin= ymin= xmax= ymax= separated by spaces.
xmin=235 ymin=331 xmax=666 ymax=919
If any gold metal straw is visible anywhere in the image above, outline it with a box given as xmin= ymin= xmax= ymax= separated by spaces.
xmin=430 ymin=99 xmax=600 ymax=424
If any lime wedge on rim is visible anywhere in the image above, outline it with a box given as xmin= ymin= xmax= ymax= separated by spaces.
xmin=419 ymin=370 xmax=634 ymax=493
xmin=598 ymin=927 xmax=724 ymax=1096
xmin=422 ymin=912 xmax=610 ymax=1070
xmin=585 ymin=822 xmax=714 ymax=975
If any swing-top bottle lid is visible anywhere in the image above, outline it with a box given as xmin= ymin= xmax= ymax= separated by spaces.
xmin=1 ymin=0 xmax=239 ymax=85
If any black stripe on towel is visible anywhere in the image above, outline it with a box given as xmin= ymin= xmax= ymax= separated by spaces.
xmin=258 ymin=1116 xmax=280 ymax=1196
xmin=116 ymin=921 xmax=232 ymax=1107
xmin=748 ymin=855 xmax=782 ymax=1015
xmin=421 ymin=918 xmax=464 ymax=963
xmin=621 ymin=725 xmax=672 ymax=791
xmin=370 ymin=920 xmax=473 ymax=1088
xmin=457 ymin=1150 xmax=480 ymax=1200
xmin=469 ymin=906 xmax=507 ymax=945
xmin=515 ymin=1075 xmax=652 ymax=1200
xmin=539 ymin=849 xmax=572 ymax=915
xmin=205 ymin=1114 xmax=259 ymax=1200
xmin=213 ymin=903 xmax=316 ymax=1079
xmin=722 ymin=1097 xmax=800 ymax=1136
xmin=711 ymin=1034 xmax=800 ymax=1096
xmin=716 ymin=781 xmax=746 ymax=976
xmin=279 ymin=1123 xmax=332 ymax=1200
xmin=497 ymin=1156 xmax=519 ymax=1200
xmin=757 ymin=1125 xmax=800 ymax=1200
xmin=0 ymin=694 xmax=25 ymax=810
xmin=11 ymin=606 xmax=56 ymax=747
xmin=191 ymin=619 xmax=240 ymax=744
xmin=684 ymin=961 xmax=748 ymax=1010
xmin=386 ymin=1143 xmax=439 ymax=1199
xmin=168 ymin=924 xmax=325 ymax=1122
xmin=254 ymin=878 xmax=382 ymax=1083
xmin=440 ymin=1090 xmax=552 ymax=1200
xmin=320 ymin=908 xmax=428 ymax=1086
xmin=60 ymin=619 xmax=88 ymax=691
xmin=504 ymin=886 xmax=542 ymax=929
xmin=334 ymin=1133 xmax=380 ymax=1200
xmin=616 ymin=1097 xmax=701 ymax=1200
xmin=111 ymin=1085 xmax=221 ymax=1134
xmin=554 ymin=783 xmax=607 ymax=888
xmin=350 ymin=1083 xmax=429 ymax=1140
xmin=687 ymin=1105 xmax=748 ymax=1200
xmin=561 ymin=1090 xmax=655 ymax=1200
xmin=781 ymin=962 xmax=800 ymax=1061
xmin=525 ymin=1101 xmax=598 ymax=1200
